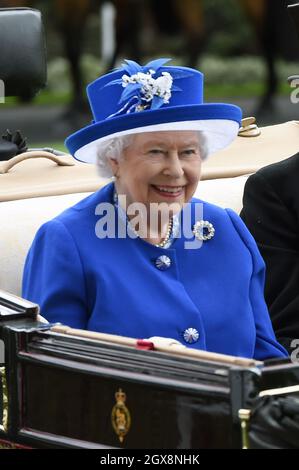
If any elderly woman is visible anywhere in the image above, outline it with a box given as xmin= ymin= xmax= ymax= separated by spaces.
xmin=22 ymin=59 xmax=287 ymax=360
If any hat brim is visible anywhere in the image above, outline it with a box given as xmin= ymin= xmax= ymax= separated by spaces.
xmin=65 ymin=103 xmax=241 ymax=164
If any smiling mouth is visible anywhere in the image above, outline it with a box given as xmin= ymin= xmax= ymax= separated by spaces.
xmin=151 ymin=185 xmax=185 ymax=197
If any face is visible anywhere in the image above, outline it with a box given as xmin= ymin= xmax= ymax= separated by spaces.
xmin=109 ymin=131 xmax=202 ymax=213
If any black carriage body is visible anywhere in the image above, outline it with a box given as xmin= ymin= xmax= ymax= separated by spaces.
xmin=0 ymin=293 xmax=296 ymax=449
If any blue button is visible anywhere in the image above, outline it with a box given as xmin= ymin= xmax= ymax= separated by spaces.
xmin=183 ymin=328 xmax=199 ymax=344
xmin=155 ymin=255 xmax=171 ymax=271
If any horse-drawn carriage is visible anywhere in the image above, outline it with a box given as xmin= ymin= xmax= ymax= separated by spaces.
xmin=1 ymin=7 xmax=299 ymax=450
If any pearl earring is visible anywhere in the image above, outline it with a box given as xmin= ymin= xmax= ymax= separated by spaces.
xmin=111 ymin=175 xmax=116 ymax=182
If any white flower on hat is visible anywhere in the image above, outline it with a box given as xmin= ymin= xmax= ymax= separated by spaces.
xmin=153 ymin=72 xmax=173 ymax=103
xmin=104 ymin=58 xmax=193 ymax=116
xmin=121 ymin=70 xmax=173 ymax=105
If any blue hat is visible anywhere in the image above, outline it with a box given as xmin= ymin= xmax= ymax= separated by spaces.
xmin=65 ymin=59 xmax=242 ymax=163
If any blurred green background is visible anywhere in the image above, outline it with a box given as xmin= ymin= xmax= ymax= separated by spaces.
xmin=2 ymin=0 xmax=299 ymax=151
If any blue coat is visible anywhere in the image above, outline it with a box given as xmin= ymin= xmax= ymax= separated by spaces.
xmin=22 ymin=183 xmax=287 ymax=360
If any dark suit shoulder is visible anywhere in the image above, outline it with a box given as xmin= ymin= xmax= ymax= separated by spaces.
xmin=245 ymin=153 xmax=299 ymax=210
xmin=254 ymin=152 xmax=299 ymax=184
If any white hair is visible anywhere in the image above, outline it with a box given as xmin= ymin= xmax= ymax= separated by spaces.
xmin=95 ymin=131 xmax=208 ymax=178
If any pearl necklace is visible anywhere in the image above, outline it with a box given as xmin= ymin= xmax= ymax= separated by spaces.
xmin=128 ymin=217 xmax=173 ymax=248
xmin=155 ymin=218 xmax=174 ymax=248
xmin=113 ymin=187 xmax=174 ymax=248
